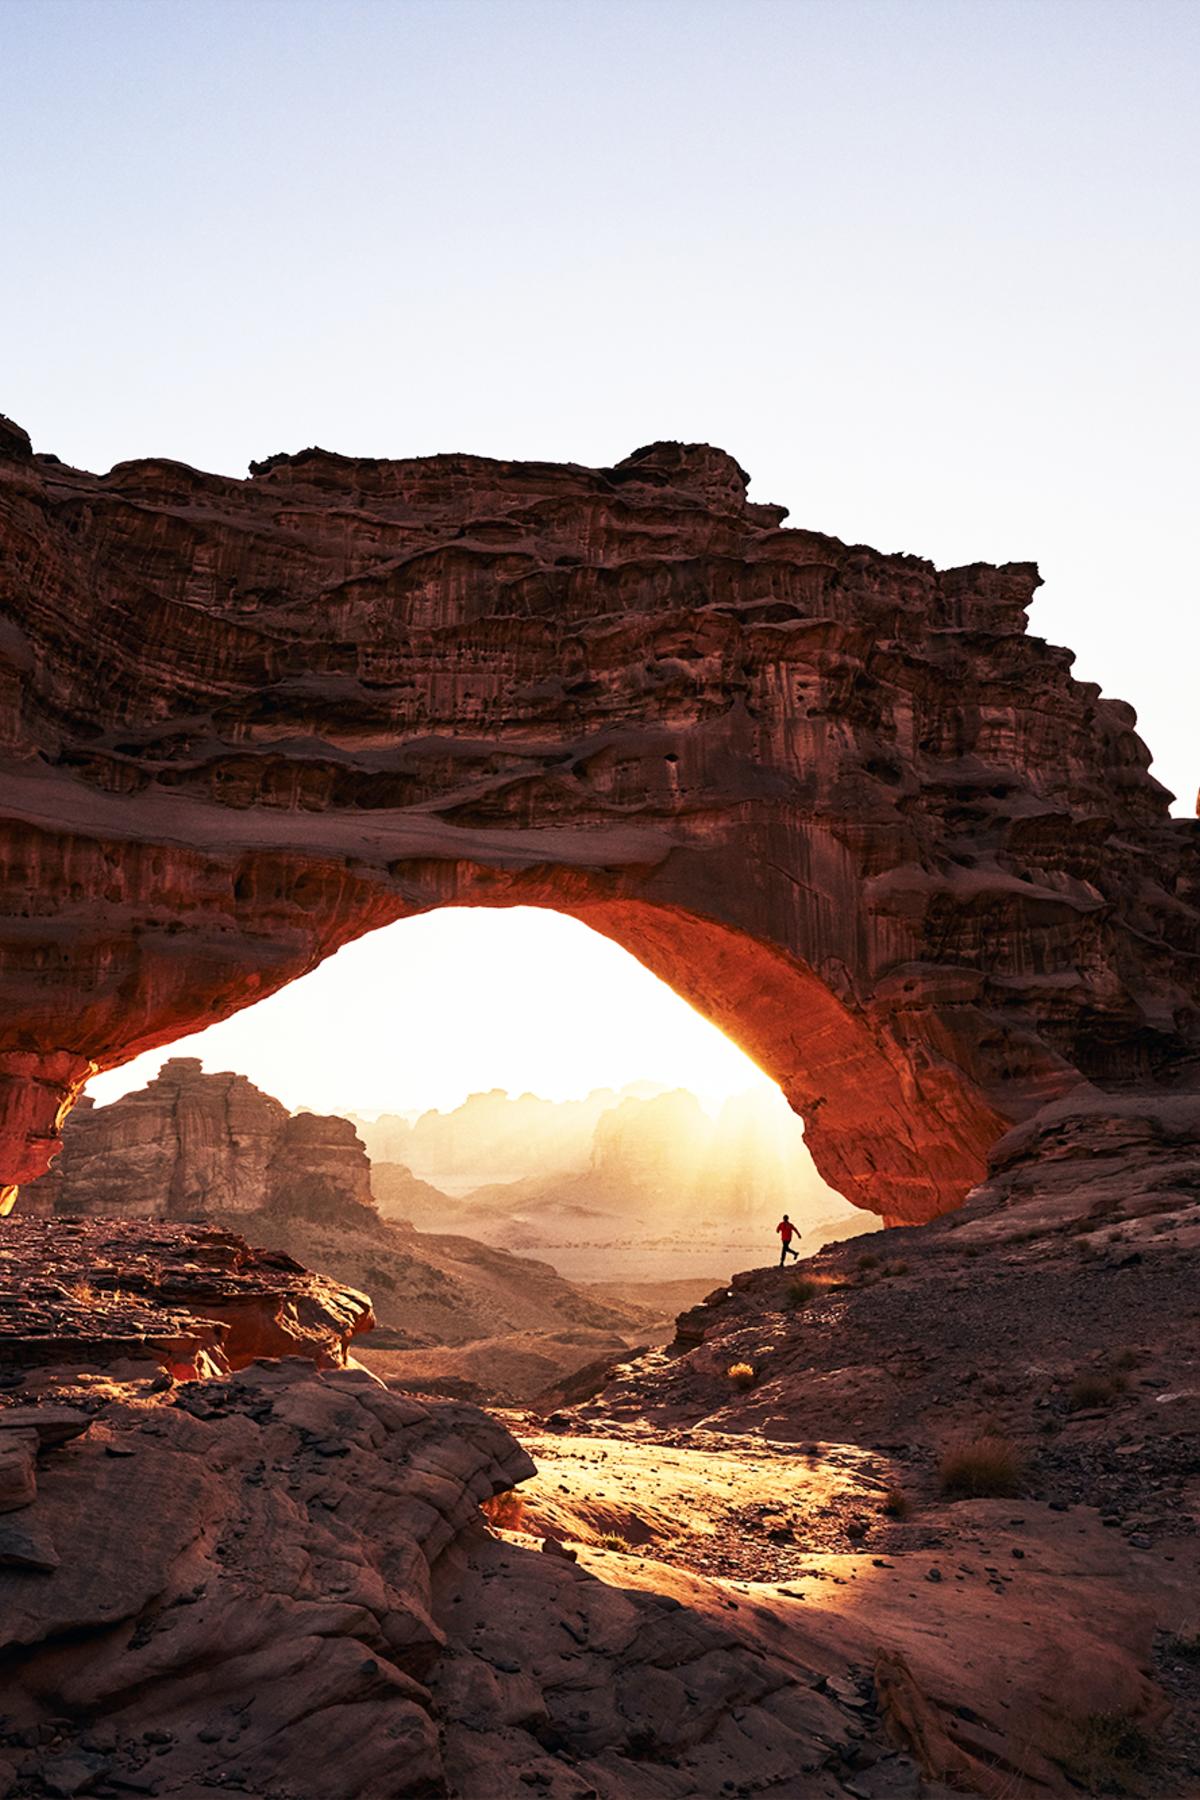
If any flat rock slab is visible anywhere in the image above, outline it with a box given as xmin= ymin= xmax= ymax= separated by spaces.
xmin=0 ymin=1219 xmax=372 ymax=1376
xmin=0 ymin=1514 xmax=59 ymax=1570
xmin=0 ymin=1404 xmax=90 ymax=1446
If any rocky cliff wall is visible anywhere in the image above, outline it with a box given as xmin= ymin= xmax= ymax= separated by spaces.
xmin=1 ymin=418 xmax=1197 ymax=1222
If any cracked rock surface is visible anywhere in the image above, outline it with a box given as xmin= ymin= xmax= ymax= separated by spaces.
xmin=0 ymin=1357 xmax=929 ymax=1800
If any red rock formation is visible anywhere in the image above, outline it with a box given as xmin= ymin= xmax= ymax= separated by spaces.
xmin=1 ymin=1347 xmax=1179 ymax=1796
xmin=19 ymin=1057 xmax=376 ymax=1221
xmin=0 ymin=1217 xmax=372 ymax=1374
xmin=13 ymin=1064 xmax=662 ymax=1402
xmin=1 ymin=1358 xmax=889 ymax=1799
xmin=1 ymin=419 xmax=1197 ymax=1223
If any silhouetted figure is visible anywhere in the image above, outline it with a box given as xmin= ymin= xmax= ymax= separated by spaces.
xmin=776 ymin=1213 xmax=800 ymax=1266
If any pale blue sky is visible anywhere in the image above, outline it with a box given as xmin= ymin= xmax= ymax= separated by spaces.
xmin=4 ymin=1 xmax=1198 ymax=1109
xmin=3 ymin=0 xmax=1196 ymax=807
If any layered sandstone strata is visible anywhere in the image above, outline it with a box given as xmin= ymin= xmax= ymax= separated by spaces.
xmin=19 ymin=1057 xmax=376 ymax=1222
xmin=1 ymin=418 xmax=1197 ymax=1222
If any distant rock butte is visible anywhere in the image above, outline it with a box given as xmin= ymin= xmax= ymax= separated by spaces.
xmin=19 ymin=1057 xmax=376 ymax=1223
xmin=2 ymin=424 xmax=1198 ymax=1222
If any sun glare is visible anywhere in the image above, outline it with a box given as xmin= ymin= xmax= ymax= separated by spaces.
xmin=86 ymin=908 xmax=776 ymax=1116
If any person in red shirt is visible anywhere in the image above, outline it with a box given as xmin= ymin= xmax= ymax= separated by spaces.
xmin=776 ymin=1214 xmax=800 ymax=1266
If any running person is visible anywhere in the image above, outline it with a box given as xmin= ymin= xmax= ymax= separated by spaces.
xmin=776 ymin=1214 xmax=800 ymax=1265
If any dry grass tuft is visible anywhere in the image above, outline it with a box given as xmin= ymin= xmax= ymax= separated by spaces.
xmin=1054 ymin=1711 xmax=1155 ymax=1793
xmin=856 ymin=1252 xmax=882 ymax=1271
xmin=1068 ymin=1370 xmax=1128 ymax=1411
xmin=881 ymin=1486 xmax=910 ymax=1519
xmin=727 ymin=1362 xmax=757 ymax=1390
xmin=481 ymin=1488 xmax=526 ymax=1530
xmin=785 ymin=1274 xmax=834 ymax=1309
xmin=598 ymin=1530 xmax=633 ymax=1552
xmin=939 ymin=1435 xmax=1025 ymax=1499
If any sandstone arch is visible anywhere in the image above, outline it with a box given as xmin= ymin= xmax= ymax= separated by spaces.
xmin=1 ymin=416 xmax=1197 ymax=1222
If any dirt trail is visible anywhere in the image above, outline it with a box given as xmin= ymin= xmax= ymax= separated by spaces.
xmin=487 ymin=1116 xmax=1200 ymax=1799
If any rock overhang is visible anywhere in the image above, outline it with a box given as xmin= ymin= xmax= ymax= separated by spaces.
xmin=0 ymin=416 xmax=1197 ymax=1223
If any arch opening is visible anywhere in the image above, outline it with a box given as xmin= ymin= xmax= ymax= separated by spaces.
xmin=4 ymin=878 xmax=1008 ymax=1229
xmin=17 ymin=909 xmax=875 ymax=1381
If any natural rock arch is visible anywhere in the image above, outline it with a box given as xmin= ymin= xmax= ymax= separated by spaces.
xmin=1 ymin=415 xmax=1197 ymax=1222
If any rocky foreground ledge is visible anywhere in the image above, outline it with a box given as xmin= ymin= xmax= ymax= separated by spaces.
xmin=4 ymin=1106 xmax=1200 ymax=1798
xmin=0 ymin=1219 xmax=373 ymax=1375
xmin=0 ymin=1354 xmax=953 ymax=1800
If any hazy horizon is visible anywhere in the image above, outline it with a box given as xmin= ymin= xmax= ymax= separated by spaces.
xmin=90 ymin=1057 xmax=765 ymax=1124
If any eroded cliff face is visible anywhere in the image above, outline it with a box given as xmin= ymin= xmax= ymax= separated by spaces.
xmin=1 ymin=418 xmax=1198 ymax=1223
xmin=18 ymin=1057 xmax=376 ymax=1223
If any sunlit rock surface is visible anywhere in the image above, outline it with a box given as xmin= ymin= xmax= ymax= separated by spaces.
xmin=0 ymin=1355 xmax=1037 ymax=1800
xmin=1 ymin=419 xmax=1199 ymax=1222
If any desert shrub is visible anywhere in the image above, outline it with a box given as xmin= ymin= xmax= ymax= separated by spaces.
xmin=885 ymin=1260 xmax=910 ymax=1276
xmin=481 ymin=1487 xmax=526 ymax=1530
xmin=785 ymin=1276 xmax=825 ymax=1308
xmin=1068 ymin=1370 xmax=1127 ymax=1411
xmin=1168 ymin=1628 xmax=1200 ymax=1661
xmin=857 ymin=1252 xmax=881 ymax=1271
xmin=939 ymin=1435 xmax=1024 ymax=1499
xmin=1112 ymin=1346 xmax=1140 ymax=1372
xmin=727 ymin=1362 xmax=757 ymax=1390
xmin=881 ymin=1487 xmax=910 ymax=1519
xmin=598 ymin=1530 xmax=633 ymax=1552
xmin=1054 ymin=1712 xmax=1154 ymax=1793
